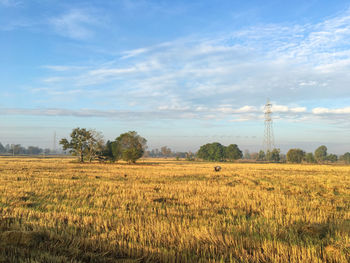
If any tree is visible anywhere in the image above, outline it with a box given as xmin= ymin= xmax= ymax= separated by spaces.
xmin=186 ymin=151 xmax=195 ymax=161
xmin=225 ymin=144 xmax=243 ymax=161
xmin=115 ymin=131 xmax=147 ymax=163
xmin=327 ymin=154 xmax=338 ymax=163
xmin=11 ymin=144 xmax=24 ymax=155
xmin=102 ymin=140 xmax=121 ymax=162
xmin=286 ymin=148 xmax=305 ymax=163
xmin=160 ymin=146 xmax=172 ymax=158
xmin=197 ymin=142 xmax=225 ymax=161
xmin=315 ymin=145 xmax=327 ymax=163
xmin=305 ymin=152 xmax=316 ymax=163
xmin=59 ymin=128 xmax=92 ymax=163
xmin=27 ymin=146 xmax=42 ymax=155
xmin=270 ymin=148 xmax=280 ymax=162
xmin=340 ymin=152 xmax=350 ymax=164
xmin=86 ymin=130 xmax=105 ymax=162
xmin=0 ymin=142 xmax=5 ymax=153
xmin=257 ymin=150 xmax=265 ymax=161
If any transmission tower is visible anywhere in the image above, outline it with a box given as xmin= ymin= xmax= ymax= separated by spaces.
xmin=263 ymin=99 xmax=275 ymax=153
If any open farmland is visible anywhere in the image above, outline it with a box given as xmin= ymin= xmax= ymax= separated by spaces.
xmin=0 ymin=157 xmax=349 ymax=262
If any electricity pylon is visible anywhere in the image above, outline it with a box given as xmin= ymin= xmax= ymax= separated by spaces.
xmin=263 ymin=99 xmax=275 ymax=153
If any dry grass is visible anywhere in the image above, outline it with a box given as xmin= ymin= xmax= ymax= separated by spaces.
xmin=0 ymin=157 xmax=349 ymax=262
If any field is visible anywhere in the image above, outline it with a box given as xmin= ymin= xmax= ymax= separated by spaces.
xmin=0 ymin=157 xmax=349 ymax=262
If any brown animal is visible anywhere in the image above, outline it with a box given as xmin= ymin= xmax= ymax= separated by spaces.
xmin=214 ymin=166 xmax=221 ymax=172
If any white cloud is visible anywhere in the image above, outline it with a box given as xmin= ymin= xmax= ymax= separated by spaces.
xmin=272 ymin=105 xmax=289 ymax=112
xmin=50 ymin=9 xmax=100 ymax=39
xmin=36 ymin=8 xmax=350 ymax=126
xmin=121 ymin=48 xmax=150 ymax=59
xmin=290 ymin=107 xmax=307 ymax=113
xmin=312 ymin=107 xmax=350 ymax=114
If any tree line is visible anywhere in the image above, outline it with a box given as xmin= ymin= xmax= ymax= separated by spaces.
xmin=285 ymin=146 xmax=349 ymax=164
xmin=4 ymin=127 xmax=350 ymax=165
xmin=0 ymin=143 xmax=57 ymax=155
xmin=199 ymin=145 xmax=350 ymax=164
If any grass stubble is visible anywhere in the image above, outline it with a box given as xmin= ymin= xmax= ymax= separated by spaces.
xmin=0 ymin=157 xmax=349 ymax=262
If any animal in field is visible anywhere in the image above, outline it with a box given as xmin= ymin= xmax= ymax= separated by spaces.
xmin=214 ymin=166 xmax=221 ymax=172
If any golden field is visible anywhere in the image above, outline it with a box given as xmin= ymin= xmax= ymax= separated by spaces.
xmin=0 ymin=157 xmax=349 ymax=262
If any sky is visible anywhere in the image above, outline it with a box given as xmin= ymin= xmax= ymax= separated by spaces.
xmin=1 ymin=0 xmax=350 ymax=153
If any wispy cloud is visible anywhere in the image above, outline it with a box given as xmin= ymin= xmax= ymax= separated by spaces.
xmin=50 ymin=9 xmax=101 ymax=39
xmin=36 ymin=8 xmax=350 ymax=125
xmin=2 ymin=105 xmax=349 ymax=126
xmin=312 ymin=106 xmax=350 ymax=114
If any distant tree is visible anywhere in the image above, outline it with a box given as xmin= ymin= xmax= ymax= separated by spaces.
xmin=265 ymin=150 xmax=271 ymax=161
xmin=59 ymin=128 xmax=92 ymax=163
xmin=197 ymin=142 xmax=225 ymax=161
xmin=270 ymin=148 xmax=281 ymax=162
xmin=305 ymin=152 xmax=316 ymax=163
xmin=44 ymin=148 xmax=51 ymax=155
xmin=186 ymin=151 xmax=195 ymax=161
xmin=279 ymin=153 xmax=287 ymax=163
xmin=27 ymin=146 xmax=42 ymax=155
xmin=243 ymin=149 xmax=251 ymax=159
xmin=327 ymin=154 xmax=338 ymax=163
xmin=115 ymin=131 xmax=147 ymax=163
xmin=257 ymin=150 xmax=265 ymax=161
xmin=161 ymin=146 xmax=172 ymax=158
xmin=340 ymin=152 xmax=350 ymax=164
xmin=11 ymin=144 xmax=24 ymax=155
xmin=0 ymin=142 xmax=5 ymax=153
xmin=315 ymin=145 xmax=328 ymax=163
xmin=5 ymin=144 xmax=11 ymax=153
xmin=286 ymin=148 xmax=305 ymax=163
xmin=225 ymin=144 xmax=243 ymax=161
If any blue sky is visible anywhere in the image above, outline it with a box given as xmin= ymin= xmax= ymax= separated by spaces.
xmin=1 ymin=0 xmax=350 ymax=153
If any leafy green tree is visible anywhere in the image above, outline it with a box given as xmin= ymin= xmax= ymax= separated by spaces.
xmin=257 ymin=150 xmax=265 ymax=161
xmin=270 ymin=148 xmax=280 ymax=162
xmin=102 ymin=140 xmax=121 ymax=162
xmin=60 ymin=128 xmax=92 ymax=163
xmin=115 ymin=131 xmax=147 ymax=163
xmin=305 ymin=152 xmax=316 ymax=163
xmin=225 ymin=144 xmax=243 ymax=161
xmin=327 ymin=154 xmax=338 ymax=163
xmin=197 ymin=142 xmax=225 ymax=161
xmin=340 ymin=152 xmax=350 ymax=164
xmin=286 ymin=148 xmax=305 ymax=163
xmin=315 ymin=145 xmax=328 ymax=163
